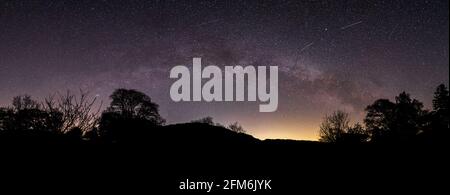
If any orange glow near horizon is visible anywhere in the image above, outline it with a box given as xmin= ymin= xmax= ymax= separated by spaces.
xmin=244 ymin=121 xmax=320 ymax=141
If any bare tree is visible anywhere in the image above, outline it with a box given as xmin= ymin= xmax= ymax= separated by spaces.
xmin=44 ymin=90 xmax=102 ymax=134
xmin=228 ymin=122 xmax=245 ymax=133
xmin=319 ymin=110 xmax=350 ymax=142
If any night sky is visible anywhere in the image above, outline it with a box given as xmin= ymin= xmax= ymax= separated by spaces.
xmin=0 ymin=0 xmax=448 ymax=140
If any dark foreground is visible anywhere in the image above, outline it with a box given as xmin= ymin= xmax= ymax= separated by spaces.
xmin=1 ymin=124 xmax=448 ymax=194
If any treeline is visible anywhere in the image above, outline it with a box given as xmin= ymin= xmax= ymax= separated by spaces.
xmin=0 ymin=89 xmax=166 ymax=143
xmin=0 ymin=84 xmax=448 ymax=144
xmin=0 ymin=88 xmax=245 ymax=144
xmin=319 ymin=84 xmax=449 ymax=144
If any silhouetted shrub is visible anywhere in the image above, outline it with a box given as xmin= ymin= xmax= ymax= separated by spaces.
xmin=319 ymin=111 xmax=369 ymax=143
xmin=190 ymin=116 xmax=215 ymax=125
xmin=228 ymin=122 xmax=245 ymax=133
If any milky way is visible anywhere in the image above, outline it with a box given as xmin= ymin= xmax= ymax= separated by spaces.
xmin=0 ymin=0 xmax=448 ymax=140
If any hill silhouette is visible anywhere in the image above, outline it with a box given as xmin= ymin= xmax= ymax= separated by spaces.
xmin=157 ymin=123 xmax=259 ymax=145
xmin=1 ymin=121 xmax=447 ymax=194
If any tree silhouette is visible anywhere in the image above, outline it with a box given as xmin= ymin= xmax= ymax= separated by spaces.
xmin=432 ymin=84 xmax=449 ymax=130
xmin=347 ymin=123 xmax=365 ymax=135
xmin=343 ymin=123 xmax=369 ymax=143
xmin=364 ymin=99 xmax=396 ymax=142
xmin=43 ymin=90 xmax=101 ymax=134
xmin=424 ymin=84 xmax=450 ymax=142
xmin=0 ymin=108 xmax=14 ymax=131
xmin=319 ymin=110 xmax=350 ymax=142
xmin=228 ymin=122 xmax=245 ymax=133
xmin=393 ymin=92 xmax=424 ymax=141
xmin=1 ymin=95 xmax=63 ymax=132
xmin=319 ymin=111 xmax=369 ymax=143
xmin=432 ymin=84 xmax=449 ymax=112
xmin=106 ymin=89 xmax=165 ymax=125
xmin=12 ymin=95 xmax=40 ymax=110
xmin=98 ymin=89 xmax=165 ymax=142
xmin=365 ymin=92 xmax=426 ymax=142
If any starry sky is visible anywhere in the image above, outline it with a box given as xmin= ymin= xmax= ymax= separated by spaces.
xmin=0 ymin=0 xmax=448 ymax=140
